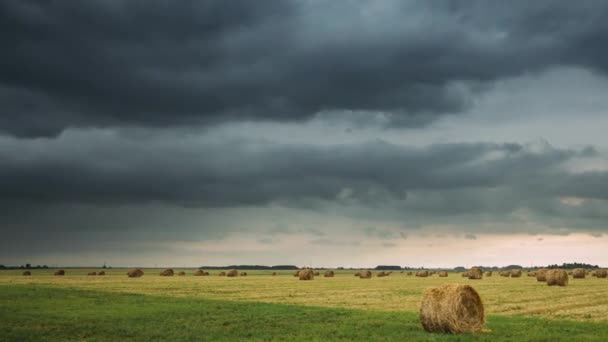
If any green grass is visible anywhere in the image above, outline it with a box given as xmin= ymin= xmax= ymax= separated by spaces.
xmin=1 ymin=284 xmax=608 ymax=341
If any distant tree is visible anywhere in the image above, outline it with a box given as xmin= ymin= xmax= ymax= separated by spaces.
xmin=375 ymin=265 xmax=401 ymax=270
xmin=26 ymin=263 xmax=31 ymax=269
xmin=454 ymin=266 xmax=466 ymax=272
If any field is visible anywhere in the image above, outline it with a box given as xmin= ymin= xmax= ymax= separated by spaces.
xmin=2 ymin=269 xmax=608 ymax=341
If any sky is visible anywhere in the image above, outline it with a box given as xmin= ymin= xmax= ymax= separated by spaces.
xmin=2 ymin=1 xmax=608 ymax=268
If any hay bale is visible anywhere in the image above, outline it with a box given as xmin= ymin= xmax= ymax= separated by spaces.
xmin=377 ymin=271 xmax=387 ymax=277
xmin=430 ymin=271 xmax=436 ymax=275
xmin=178 ymin=271 xmax=186 ymax=276
xmin=194 ymin=269 xmax=205 ymax=276
xmin=592 ymin=271 xmax=597 ymax=277
xmin=218 ymin=271 xmax=226 ymax=276
xmin=324 ymin=270 xmax=334 ymax=277
xmin=87 ymin=272 xmax=97 ymax=276
xmin=527 ymin=271 xmax=536 ymax=277
xmin=359 ymin=270 xmax=372 ymax=279
xmin=546 ymin=269 xmax=568 ymax=286
xmin=226 ymin=269 xmax=238 ymax=277
xmin=536 ymin=269 xmax=548 ymax=282
xmin=272 ymin=272 xmax=277 ymax=276
xmin=160 ymin=269 xmax=174 ymax=276
xmin=461 ymin=272 xmax=469 ymax=278
xmin=98 ymin=271 xmax=105 ymax=276
xmin=510 ymin=270 xmax=522 ymax=278
xmin=572 ymin=268 xmax=586 ymax=279
xmin=438 ymin=271 xmax=448 ymax=277
xmin=23 ymin=271 xmax=31 ymax=276
xmin=416 ymin=270 xmax=429 ymax=278
xmin=354 ymin=271 xmax=361 ymax=277
xmin=299 ymin=269 xmax=314 ymax=280
xmin=596 ymin=270 xmax=608 ymax=278
xmin=484 ymin=271 xmax=492 ymax=277
xmin=468 ymin=267 xmax=482 ymax=280
xmin=313 ymin=271 xmax=320 ymax=276
xmin=407 ymin=271 xmax=413 ymax=276
xmin=240 ymin=272 xmax=247 ymax=276
xmin=419 ymin=284 xmax=485 ymax=334
xmin=294 ymin=270 xmax=301 ymax=277
xmin=127 ymin=269 xmax=144 ymax=278
xmin=54 ymin=270 xmax=65 ymax=276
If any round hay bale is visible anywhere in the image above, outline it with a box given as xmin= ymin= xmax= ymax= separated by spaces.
xmin=377 ymin=271 xmax=387 ymax=277
xmin=177 ymin=271 xmax=186 ymax=276
xmin=468 ymin=267 xmax=482 ymax=280
xmin=193 ymin=269 xmax=205 ymax=276
xmin=430 ymin=271 xmax=436 ymax=275
xmin=98 ymin=271 xmax=105 ymax=276
xmin=160 ymin=269 xmax=174 ymax=276
xmin=572 ymin=268 xmax=586 ymax=279
xmin=484 ymin=271 xmax=492 ymax=277
xmin=226 ymin=269 xmax=238 ymax=277
xmin=23 ymin=271 xmax=31 ymax=276
xmin=499 ymin=271 xmax=510 ymax=277
xmin=294 ymin=270 xmax=301 ymax=277
xmin=218 ymin=271 xmax=226 ymax=276
xmin=299 ymin=269 xmax=314 ymax=280
xmin=416 ymin=270 xmax=429 ymax=278
xmin=354 ymin=271 xmax=361 ymax=277
xmin=240 ymin=272 xmax=247 ymax=276
xmin=359 ymin=270 xmax=372 ymax=279
xmin=591 ymin=271 xmax=597 ymax=277
xmin=596 ymin=270 xmax=608 ymax=278
xmin=87 ymin=272 xmax=97 ymax=276
xmin=313 ymin=271 xmax=320 ymax=276
xmin=527 ymin=271 xmax=536 ymax=277
xmin=127 ymin=269 xmax=144 ymax=278
xmin=546 ymin=269 xmax=568 ymax=286
xmin=272 ymin=272 xmax=277 ymax=276
xmin=536 ymin=269 xmax=548 ymax=282
xmin=510 ymin=270 xmax=522 ymax=278
xmin=324 ymin=270 xmax=334 ymax=277
xmin=438 ymin=271 xmax=448 ymax=277
xmin=54 ymin=270 xmax=65 ymax=276
xmin=419 ymin=284 xmax=485 ymax=334
xmin=407 ymin=271 xmax=413 ymax=276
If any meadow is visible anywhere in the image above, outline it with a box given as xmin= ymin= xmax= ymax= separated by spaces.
xmin=2 ymin=269 xmax=608 ymax=341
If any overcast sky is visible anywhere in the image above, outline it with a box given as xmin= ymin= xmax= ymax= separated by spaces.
xmin=2 ymin=1 xmax=608 ymax=268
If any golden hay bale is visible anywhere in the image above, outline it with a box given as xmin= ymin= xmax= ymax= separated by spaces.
xmin=98 ymin=271 xmax=105 ymax=276
xmin=354 ymin=271 xmax=361 ymax=277
xmin=484 ymin=271 xmax=492 ymax=277
xmin=430 ymin=271 xmax=436 ymax=275
xmin=294 ymin=270 xmax=301 ymax=277
xmin=240 ymin=272 xmax=247 ymax=276
xmin=546 ymin=269 xmax=568 ymax=286
xmin=218 ymin=271 xmax=226 ymax=276
xmin=127 ymin=269 xmax=144 ymax=278
xmin=591 ymin=271 xmax=597 ymax=277
xmin=461 ymin=272 xmax=469 ymax=278
xmin=416 ymin=270 xmax=429 ymax=278
xmin=226 ymin=269 xmax=238 ymax=277
xmin=23 ymin=271 xmax=31 ymax=276
xmin=527 ymin=271 xmax=536 ymax=277
xmin=54 ymin=270 xmax=65 ymax=276
xmin=160 ymin=269 xmax=174 ymax=276
xmin=313 ymin=271 xmax=320 ymax=276
xmin=359 ymin=270 xmax=372 ymax=279
xmin=596 ymin=270 xmax=608 ymax=278
xmin=87 ymin=272 xmax=97 ymax=276
xmin=299 ymin=269 xmax=314 ymax=280
xmin=407 ymin=271 xmax=413 ymax=276
xmin=572 ymin=268 xmax=586 ymax=279
xmin=468 ymin=267 xmax=482 ymax=280
xmin=324 ymin=270 xmax=335 ymax=277
xmin=178 ymin=271 xmax=186 ymax=276
xmin=510 ymin=270 xmax=522 ymax=278
xmin=438 ymin=271 xmax=448 ymax=277
xmin=419 ymin=284 xmax=485 ymax=334
xmin=193 ymin=269 xmax=205 ymax=276
xmin=536 ymin=269 xmax=548 ymax=282
xmin=272 ymin=272 xmax=277 ymax=276
xmin=377 ymin=271 xmax=387 ymax=277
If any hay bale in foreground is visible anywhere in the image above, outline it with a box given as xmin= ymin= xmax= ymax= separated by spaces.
xmin=226 ymin=269 xmax=238 ymax=277
xmin=572 ymin=268 xmax=586 ymax=279
xmin=536 ymin=269 xmax=548 ymax=282
xmin=420 ymin=284 xmax=485 ymax=334
xmin=510 ymin=270 xmax=522 ymax=278
xmin=23 ymin=271 xmax=31 ymax=276
xmin=87 ymin=272 xmax=97 ymax=276
xmin=438 ymin=271 xmax=448 ymax=277
xmin=416 ymin=270 xmax=429 ymax=278
xmin=359 ymin=270 xmax=372 ymax=279
xmin=127 ymin=269 xmax=144 ymax=278
xmin=596 ymin=270 xmax=608 ymax=278
xmin=546 ymin=269 xmax=568 ymax=286
xmin=98 ymin=271 xmax=105 ymax=276
xmin=324 ymin=270 xmax=334 ymax=277
xmin=299 ymin=269 xmax=314 ymax=280
xmin=468 ymin=267 xmax=482 ymax=280
xmin=194 ymin=269 xmax=205 ymax=276
xmin=54 ymin=270 xmax=65 ymax=276
xmin=178 ymin=271 xmax=186 ymax=276
xmin=240 ymin=272 xmax=247 ymax=276
xmin=160 ymin=269 xmax=174 ymax=276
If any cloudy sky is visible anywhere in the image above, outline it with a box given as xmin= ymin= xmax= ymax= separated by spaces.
xmin=2 ymin=1 xmax=608 ymax=268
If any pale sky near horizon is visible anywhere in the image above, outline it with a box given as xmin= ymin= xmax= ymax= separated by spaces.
xmin=2 ymin=1 xmax=608 ymax=268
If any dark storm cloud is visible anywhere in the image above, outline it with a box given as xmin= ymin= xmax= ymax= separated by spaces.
xmin=3 ymin=1 xmax=608 ymax=136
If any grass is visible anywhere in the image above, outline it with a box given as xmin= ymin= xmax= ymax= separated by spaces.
xmin=2 ymin=284 xmax=608 ymax=341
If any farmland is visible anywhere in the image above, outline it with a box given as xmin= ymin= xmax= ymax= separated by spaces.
xmin=2 ymin=269 xmax=608 ymax=341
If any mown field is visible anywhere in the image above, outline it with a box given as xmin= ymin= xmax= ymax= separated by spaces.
xmin=2 ymin=269 xmax=608 ymax=341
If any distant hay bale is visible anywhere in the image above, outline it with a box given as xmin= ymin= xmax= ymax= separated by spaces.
xmin=54 ymin=270 xmax=65 ymax=276
xmin=430 ymin=271 xmax=436 ymax=275
xmin=484 ymin=271 xmax=492 ymax=277
xmin=377 ymin=271 xmax=387 ymax=277
xmin=194 ymin=270 xmax=205 ymax=276
xmin=546 ymin=269 xmax=568 ymax=287
xmin=219 ymin=271 xmax=226 ymax=276
xmin=419 ymin=284 xmax=485 ymax=334
xmin=591 ymin=271 xmax=597 ymax=277
xmin=299 ymin=269 xmax=314 ymax=280
xmin=313 ymin=271 xmax=320 ymax=276
xmin=127 ymin=269 xmax=144 ymax=278
xmin=226 ymin=269 xmax=238 ymax=277
xmin=160 ymin=269 xmax=174 ymax=276
xmin=240 ymin=272 xmax=247 ymax=276
xmin=178 ymin=271 xmax=186 ymax=276
xmin=294 ymin=270 xmax=301 ymax=277
xmin=407 ymin=271 xmax=413 ymax=276
xmin=572 ymin=268 xmax=586 ymax=279
xmin=416 ymin=270 xmax=429 ymax=278
xmin=567 ymin=271 xmax=573 ymax=275
xmin=527 ymin=271 xmax=536 ymax=277
xmin=354 ymin=271 xmax=361 ymax=277
xmin=98 ymin=271 xmax=105 ymax=276
xmin=536 ymin=269 xmax=548 ymax=282
xmin=87 ymin=272 xmax=97 ymax=276
xmin=500 ymin=271 xmax=511 ymax=277
xmin=324 ymin=270 xmax=334 ymax=277
xmin=23 ymin=271 xmax=31 ymax=276
xmin=461 ymin=272 xmax=469 ymax=278
xmin=272 ymin=272 xmax=277 ymax=276
xmin=438 ymin=271 xmax=448 ymax=277
xmin=510 ymin=270 xmax=522 ymax=278
xmin=468 ymin=267 xmax=482 ymax=280
xmin=596 ymin=270 xmax=608 ymax=278
xmin=359 ymin=270 xmax=372 ymax=279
